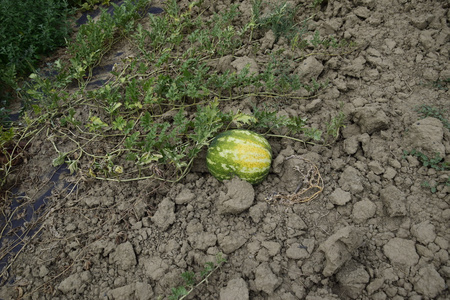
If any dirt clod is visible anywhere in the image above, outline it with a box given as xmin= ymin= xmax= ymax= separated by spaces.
xmin=319 ymin=226 xmax=364 ymax=277
xmin=220 ymin=278 xmax=249 ymax=300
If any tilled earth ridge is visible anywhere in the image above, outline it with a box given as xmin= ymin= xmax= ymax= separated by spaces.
xmin=0 ymin=0 xmax=449 ymax=299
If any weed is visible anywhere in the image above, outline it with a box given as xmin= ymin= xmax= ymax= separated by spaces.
xmin=168 ymin=253 xmax=226 ymax=300
xmin=403 ymin=150 xmax=449 ymax=171
xmin=421 ymin=181 xmax=438 ymax=194
xmin=415 ymin=105 xmax=450 ymax=131
xmin=421 ymin=177 xmax=450 ymax=194
xmin=429 ymin=77 xmax=449 ymax=91
xmin=310 ymin=0 xmax=327 ymax=8
xmin=254 ymin=1 xmax=299 ymax=41
xmin=325 ymin=110 xmax=346 ymax=144
xmin=253 ymin=105 xmax=322 ymax=143
xmin=403 ymin=150 xmax=449 ymax=194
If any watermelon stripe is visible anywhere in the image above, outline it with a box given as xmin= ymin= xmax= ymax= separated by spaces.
xmin=206 ymin=130 xmax=272 ymax=184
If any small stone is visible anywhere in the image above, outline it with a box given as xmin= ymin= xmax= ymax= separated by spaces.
xmin=151 ymin=198 xmax=176 ymax=230
xmin=108 ymin=283 xmax=153 ymax=300
xmin=84 ymin=196 xmax=100 ymax=207
xmin=217 ymin=178 xmax=255 ymax=214
xmin=220 ymin=278 xmax=249 ymax=300
xmin=342 ymin=56 xmax=366 ymax=78
xmin=219 ymin=232 xmax=248 ymax=254
xmin=339 ymin=166 xmax=364 ymax=194
xmin=411 ymin=220 xmax=436 ymax=245
xmin=108 ymin=283 xmax=134 ymax=300
xmin=336 ymin=261 xmax=370 ymax=299
xmin=413 ymin=264 xmax=446 ymax=298
xmin=382 ymin=267 xmax=399 ymax=282
xmin=353 ymin=7 xmax=370 ymax=19
xmin=367 ymin=278 xmax=384 ymax=295
xmin=380 ymin=185 xmax=407 ymax=217
xmin=351 ymin=97 xmax=368 ymax=107
xmin=287 ymin=213 xmax=307 ymax=230
xmin=383 ymin=167 xmax=397 ymax=180
xmin=319 ymin=226 xmax=364 ymax=277
xmin=110 ymin=241 xmax=137 ymax=270
xmin=174 ymin=189 xmax=196 ymax=204
xmin=39 ymin=265 xmax=49 ymax=278
xmin=143 ymin=257 xmax=169 ymax=281
xmin=383 ymin=238 xmax=419 ymax=270
xmin=442 ymin=209 xmax=450 ymax=220
xmin=286 ymin=243 xmax=309 ymax=259
xmin=368 ymin=161 xmax=384 ymax=175
xmin=372 ymin=291 xmax=387 ymax=300
xmin=256 ymin=248 xmax=269 ymax=262
xmin=231 ymin=56 xmax=259 ymax=76
xmin=296 ymin=56 xmax=324 ymax=80
xmin=385 ymin=39 xmax=397 ymax=50
xmin=249 ymin=202 xmax=267 ymax=223
xmin=57 ymin=271 xmax=92 ymax=294
xmin=305 ymin=98 xmax=323 ymax=113
xmin=135 ymin=282 xmax=154 ymax=300
xmin=254 ymin=263 xmax=281 ymax=294
xmin=405 ymin=117 xmax=445 ymax=158
xmin=410 ymin=14 xmax=434 ymax=30
xmin=343 ymin=136 xmax=359 ymax=155
xmin=329 ymin=188 xmax=352 ymax=206
xmin=216 ymin=55 xmax=234 ymax=73
xmin=260 ymin=30 xmax=276 ymax=52
xmin=353 ymin=105 xmax=389 ymax=134
xmin=435 ymin=236 xmax=448 ymax=250
xmin=262 ymin=241 xmax=281 ymax=256
xmin=188 ymin=232 xmax=217 ymax=250
xmin=352 ymin=199 xmax=376 ymax=223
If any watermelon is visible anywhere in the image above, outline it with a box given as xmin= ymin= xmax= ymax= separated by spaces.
xmin=206 ymin=129 xmax=272 ymax=184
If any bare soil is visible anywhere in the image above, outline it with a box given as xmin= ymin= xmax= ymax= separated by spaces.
xmin=1 ymin=0 xmax=449 ymax=299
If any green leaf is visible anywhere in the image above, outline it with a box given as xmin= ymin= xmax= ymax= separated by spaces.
xmin=112 ymin=116 xmax=127 ymax=131
xmin=232 ymin=112 xmax=257 ymax=128
xmin=67 ymin=159 xmax=78 ymax=174
xmin=141 ymin=112 xmax=153 ymax=130
xmin=163 ymin=149 xmax=188 ymax=169
xmin=88 ymin=116 xmax=109 ymax=132
xmin=124 ymin=132 xmax=140 ymax=149
xmin=181 ymin=271 xmax=196 ymax=286
xmin=137 ymin=152 xmax=162 ymax=165
xmin=169 ymin=286 xmax=188 ymax=300
xmin=287 ymin=116 xmax=307 ymax=134
xmin=52 ymin=152 xmax=67 ymax=167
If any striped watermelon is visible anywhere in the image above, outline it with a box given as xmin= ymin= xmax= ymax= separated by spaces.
xmin=206 ymin=129 xmax=272 ymax=184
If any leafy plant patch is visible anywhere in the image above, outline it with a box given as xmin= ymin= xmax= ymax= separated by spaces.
xmin=0 ymin=0 xmax=72 ymax=87
xmin=2 ymin=0 xmax=356 ymax=188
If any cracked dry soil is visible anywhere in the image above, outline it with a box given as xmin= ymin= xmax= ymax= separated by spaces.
xmin=0 ymin=0 xmax=449 ymax=299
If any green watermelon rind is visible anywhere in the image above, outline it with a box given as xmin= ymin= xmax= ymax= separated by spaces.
xmin=206 ymin=129 xmax=272 ymax=185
